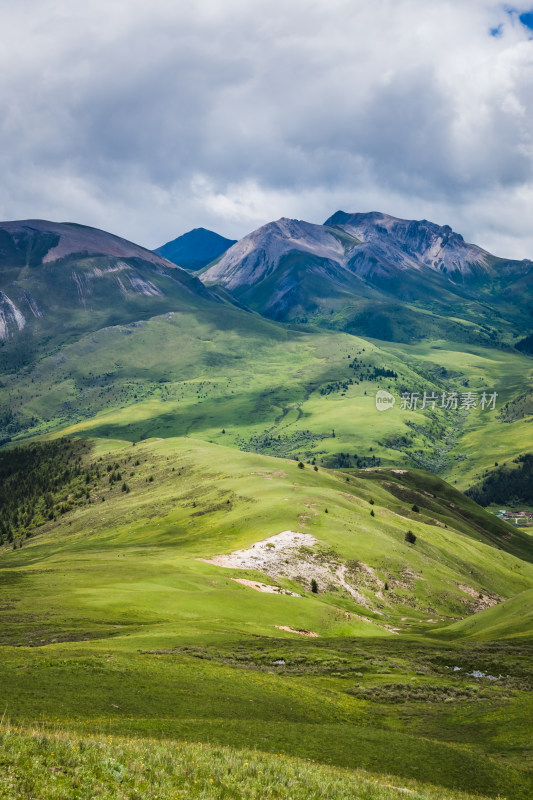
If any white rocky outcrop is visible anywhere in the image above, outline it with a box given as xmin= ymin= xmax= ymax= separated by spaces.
xmin=0 ymin=292 xmax=26 ymax=340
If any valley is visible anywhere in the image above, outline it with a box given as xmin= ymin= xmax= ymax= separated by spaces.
xmin=3 ymin=311 xmax=532 ymax=491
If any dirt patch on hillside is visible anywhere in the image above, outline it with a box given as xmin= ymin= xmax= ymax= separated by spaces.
xmin=275 ymin=625 xmax=318 ymax=637
xmin=232 ymin=579 xmax=301 ymax=596
xmin=456 ymin=583 xmax=503 ymax=611
xmin=202 ymin=530 xmax=383 ymax=612
xmin=203 ymin=531 xmax=316 ymax=571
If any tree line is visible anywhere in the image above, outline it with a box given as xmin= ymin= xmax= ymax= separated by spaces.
xmin=466 ymin=454 xmax=533 ymax=507
xmin=0 ymin=438 xmax=93 ymax=547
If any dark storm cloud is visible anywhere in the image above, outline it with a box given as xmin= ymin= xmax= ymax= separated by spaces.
xmin=1 ymin=0 xmax=533 ymax=257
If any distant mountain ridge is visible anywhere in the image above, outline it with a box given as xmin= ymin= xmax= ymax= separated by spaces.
xmin=0 ymin=219 xmax=174 ymax=268
xmin=201 ymin=210 xmax=533 ymax=344
xmin=202 ymin=211 xmax=493 ymax=291
xmin=155 ymin=227 xmax=236 ymax=270
xmin=2 ymin=212 xmax=533 ymax=358
xmin=324 ymin=211 xmax=490 ymax=276
xmin=0 ymin=219 xmax=219 ymax=369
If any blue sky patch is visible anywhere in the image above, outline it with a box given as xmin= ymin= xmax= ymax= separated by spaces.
xmin=519 ymin=11 xmax=533 ymax=29
xmin=501 ymin=7 xmax=533 ymax=36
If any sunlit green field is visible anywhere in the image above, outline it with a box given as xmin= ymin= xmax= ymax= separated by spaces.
xmin=1 ymin=437 xmax=532 ymax=798
xmin=4 ymin=308 xmax=532 ymax=491
xmin=381 ymin=340 xmax=533 ymax=488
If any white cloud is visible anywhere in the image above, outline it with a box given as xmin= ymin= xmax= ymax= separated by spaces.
xmin=1 ymin=0 xmax=533 ymax=257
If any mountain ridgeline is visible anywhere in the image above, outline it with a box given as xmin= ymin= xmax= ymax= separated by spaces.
xmin=200 ymin=212 xmax=533 ymax=345
xmin=0 ymin=219 xmax=221 ymax=370
xmin=1 ymin=212 xmax=532 ymax=362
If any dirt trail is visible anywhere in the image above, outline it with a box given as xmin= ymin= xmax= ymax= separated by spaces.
xmin=275 ymin=625 xmax=318 ymax=637
xmin=232 ymin=578 xmax=301 ymax=596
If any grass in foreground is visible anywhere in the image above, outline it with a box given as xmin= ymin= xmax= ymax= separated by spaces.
xmin=0 ymin=724 xmax=500 ymax=800
xmin=1 ymin=438 xmax=532 ymax=798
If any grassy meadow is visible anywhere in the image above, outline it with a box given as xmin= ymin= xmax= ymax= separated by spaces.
xmin=2 ymin=307 xmax=532 ymax=491
xmin=1 ymin=294 xmax=532 ymax=799
xmin=1 ymin=437 xmax=532 ymax=798
xmin=0 ymin=723 xmax=505 ymax=800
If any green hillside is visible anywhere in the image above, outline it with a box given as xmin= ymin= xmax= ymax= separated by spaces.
xmin=3 ymin=436 xmax=532 ymax=641
xmin=1 ymin=437 xmax=532 ymax=798
xmin=433 ymin=588 xmax=533 ymax=641
xmin=466 ymin=454 xmax=533 ymax=507
xmin=2 ymin=302 xmax=532 ymax=491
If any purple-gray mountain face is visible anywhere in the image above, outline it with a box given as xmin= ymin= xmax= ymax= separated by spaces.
xmin=325 ymin=211 xmax=490 ymax=277
xmin=201 ymin=211 xmax=533 ymax=344
xmin=202 ymin=211 xmax=491 ymax=290
xmin=0 ymin=220 xmax=216 ymax=361
xmin=201 ymin=218 xmax=350 ymax=290
xmin=0 ymin=219 xmax=175 ymax=269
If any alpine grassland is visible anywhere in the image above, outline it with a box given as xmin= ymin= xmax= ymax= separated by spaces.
xmin=1 ymin=436 xmax=532 ymax=798
xmin=0 ymin=724 xmax=502 ymax=800
xmin=3 ymin=304 xmax=532 ymax=487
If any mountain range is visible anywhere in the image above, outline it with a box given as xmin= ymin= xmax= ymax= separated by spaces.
xmin=2 ymin=212 xmax=532 ymax=359
xmin=1 ymin=211 xmax=532 ymax=490
xmin=199 ymin=211 xmax=533 ymax=344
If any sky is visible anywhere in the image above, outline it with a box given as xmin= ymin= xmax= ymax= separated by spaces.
xmin=1 ymin=1 xmax=533 ymax=257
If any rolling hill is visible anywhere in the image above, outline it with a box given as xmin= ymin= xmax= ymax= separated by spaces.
xmin=434 ymin=587 xmax=533 ymax=640
xmin=2 ymin=300 xmax=531 ymax=492
xmin=3 ymin=436 xmax=532 ymax=638
xmin=1 ymin=436 xmax=532 ymax=798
